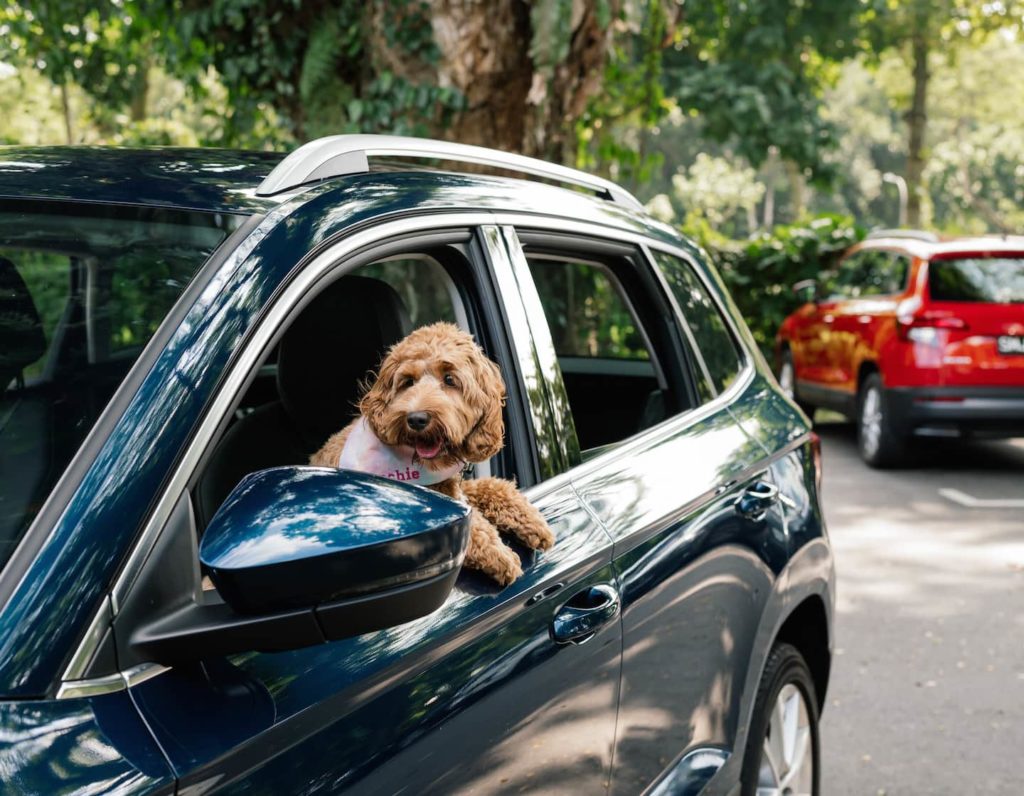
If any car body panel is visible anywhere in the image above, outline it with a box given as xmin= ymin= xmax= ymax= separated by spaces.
xmin=0 ymin=691 xmax=174 ymax=793
xmin=131 ymin=486 xmax=621 ymax=795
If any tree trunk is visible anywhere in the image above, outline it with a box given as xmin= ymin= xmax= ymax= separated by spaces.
xmin=424 ymin=1 xmax=533 ymax=155
xmin=59 ymin=81 xmax=74 ymax=144
xmin=784 ymin=160 xmax=805 ymax=221
xmin=905 ymin=29 xmax=928 ymax=228
xmin=372 ymin=0 xmax=612 ymax=163
xmin=130 ymin=61 xmax=150 ymax=123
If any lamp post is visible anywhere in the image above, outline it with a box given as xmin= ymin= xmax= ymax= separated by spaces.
xmin=882 ymin=172 xmax=908 ymax=228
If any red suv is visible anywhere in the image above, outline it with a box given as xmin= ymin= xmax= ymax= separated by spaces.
xmin=776 ymin=230 xmax=1024 ymax=466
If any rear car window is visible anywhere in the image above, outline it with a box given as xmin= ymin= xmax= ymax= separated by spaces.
xmin=929 ymin=257 xmax=1024 ymax=303
xmin=526 ymin=255 xmax=669 ymax=453
xmin=829 ymin=250 xmax=908 ymax=298
xmin=528 ymin=258 xmax=650 ymax=360
xmin=0 ymin=200 xmax=238 ymax=568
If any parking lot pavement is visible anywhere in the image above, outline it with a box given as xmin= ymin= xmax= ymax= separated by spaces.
xmin=817 ymin=421 xmax=1024 ymax=794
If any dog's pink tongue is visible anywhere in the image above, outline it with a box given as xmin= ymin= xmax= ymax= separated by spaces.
xmin=416 ymin=441 xmax=443 ymax=460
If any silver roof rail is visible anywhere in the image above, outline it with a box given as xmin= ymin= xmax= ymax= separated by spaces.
xmin=256 ymin=134 xmax=644 ymax=210
xmin=866 ymin=228 xmax=939 ymax=242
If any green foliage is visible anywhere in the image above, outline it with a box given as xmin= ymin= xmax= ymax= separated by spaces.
xmin=661 ymin=0 xmax=863 ymax=181
xmin=577 ymin=0 xmax=673 ymax=184
xmin=530 ymin=260 xmax=650 ymax=361
xmin=164 ymin=0 xmax=465 ymax=145
xmin=687 ymin=215 xmax=865 ymax=356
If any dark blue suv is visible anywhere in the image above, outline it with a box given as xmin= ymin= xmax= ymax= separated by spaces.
xmin=0 ymin=136 xmax=833 ymax=795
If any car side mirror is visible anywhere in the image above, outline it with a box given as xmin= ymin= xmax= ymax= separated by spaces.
xmin=130 ymin=467 xmax=470 ymax=665
xmin=792 ymin=279 xmax=819 ymax=304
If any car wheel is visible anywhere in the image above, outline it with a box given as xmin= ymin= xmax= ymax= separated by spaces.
xmin=778 ymin=349 xmax=814 ymax=419
xmin=857 ymin=372 xmax=905 ymax=468
xmin=740 ymin=643 xmax=820 ymax=796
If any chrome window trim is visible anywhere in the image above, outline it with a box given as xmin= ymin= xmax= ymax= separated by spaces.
xmin=495 ymin=226 xmax=581 ymax=473
xmin=58 ymin=208 xmax=758 ymax=696
xmin=58 ymin=663 xmax=170 ymax=700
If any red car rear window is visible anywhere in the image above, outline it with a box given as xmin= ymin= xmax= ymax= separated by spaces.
xmin=929 ymin=257 xmax=1024 ymax=303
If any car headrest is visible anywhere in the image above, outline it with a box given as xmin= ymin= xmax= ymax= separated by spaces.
xmin=277 ymin=274 xmax=411 ymax=449
xmin=0 ymin=256 xmax=46 ymax=389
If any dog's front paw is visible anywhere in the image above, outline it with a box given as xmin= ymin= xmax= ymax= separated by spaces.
xmin=517 ymin=518 xmax=555 ymax=552
xmin=487 ymin=544 xmax=523 ymax=586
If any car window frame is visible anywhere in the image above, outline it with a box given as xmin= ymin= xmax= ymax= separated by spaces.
xmin=511 ymin=230 xmax=701 ymax=461
xmin=499 ymin=226 xmax=751 ymax=484
xmin=57 ymin=214 xmax=548 ymax=697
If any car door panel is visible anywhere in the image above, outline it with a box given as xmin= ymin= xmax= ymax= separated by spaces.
xmin=571 ymin=400 xmax=781 ymax=794
xmin=130 ymin=470 xmax=619 ymax=795
xmin=0 ymin=692 xmax=174 ymax=794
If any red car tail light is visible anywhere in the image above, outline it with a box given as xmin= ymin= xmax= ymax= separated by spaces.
xmin=895 ymin=298 xmax=969 ymax=342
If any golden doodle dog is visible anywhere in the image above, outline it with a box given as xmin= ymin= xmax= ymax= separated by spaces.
xmin=310 ymin=322 xmax=554 ymax=585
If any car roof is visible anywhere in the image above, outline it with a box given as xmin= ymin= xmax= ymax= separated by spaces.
xmin=0 ymin=144 xmax=685 ymax=251
xmin=0 ymin=146 xmax=285 ymax=214
xmin=856 ymin=234 xmax=1024 ymax=260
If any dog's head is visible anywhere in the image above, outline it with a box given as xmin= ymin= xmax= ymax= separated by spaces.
xmin=359 ymin=322 xmax=506 ymax=469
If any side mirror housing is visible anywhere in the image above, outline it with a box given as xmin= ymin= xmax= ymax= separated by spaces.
xmin=130 ymin=467 xmax=470 ymax=665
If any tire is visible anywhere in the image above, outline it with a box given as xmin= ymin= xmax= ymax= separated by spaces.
xmin=740 ymin=643 xmax=821 ymax=796
xmin=857 ymin=372 xmax=906 ymax=468
xmin=778 ymin=349 xmax=815 ymax=419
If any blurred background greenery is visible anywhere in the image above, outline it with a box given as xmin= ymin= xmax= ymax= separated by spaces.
xmin=2 ymin=0 xmax=1021 ymax=352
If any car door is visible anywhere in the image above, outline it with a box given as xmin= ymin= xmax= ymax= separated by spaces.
xmin=505 ymin=227 xmax=784 ymax=794
xmin=117 ymin=222 xmax=622 ymax=794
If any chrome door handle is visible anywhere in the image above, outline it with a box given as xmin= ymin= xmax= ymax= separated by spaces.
xmin=551 ymin=584 xmax=620 ymax=645
xmin=736 ymin=481 xmax=779 ymax=521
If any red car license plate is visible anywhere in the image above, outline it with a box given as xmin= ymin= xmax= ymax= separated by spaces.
xmin=997 ymin=335 xmax=1024 ymax=355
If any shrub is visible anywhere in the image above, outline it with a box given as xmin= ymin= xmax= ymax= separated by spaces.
xmin=683 ymin=215 xmax=865 ymax=361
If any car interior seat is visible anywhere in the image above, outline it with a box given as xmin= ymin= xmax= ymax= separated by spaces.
xmin=0 ymin=255 xmax=50 ymax=554
xmin=0 ymin=256 xmax=46 ymax=392
xmin=195 ymin=275 xmax=412 ymax=529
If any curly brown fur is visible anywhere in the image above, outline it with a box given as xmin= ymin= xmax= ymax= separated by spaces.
xmin=311 ymin=322 xmax=553 ymax=585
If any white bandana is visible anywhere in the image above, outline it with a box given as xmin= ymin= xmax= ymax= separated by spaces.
xmin=338 ymin=417 xmax=464 ymax=486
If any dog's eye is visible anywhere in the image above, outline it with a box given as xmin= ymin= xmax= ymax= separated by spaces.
xmin=443 ymin=373 xmax=458 ymax=388
xmin=400 ymin=376 xmax=415 ymax=389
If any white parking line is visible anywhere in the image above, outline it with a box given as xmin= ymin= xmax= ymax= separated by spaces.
xmin=938 ymin=488 xmax=1024 ymax=509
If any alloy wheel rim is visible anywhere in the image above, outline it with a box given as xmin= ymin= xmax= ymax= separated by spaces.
xmin=860 ymin=386 xmax=882 ymax=458
xmin=756 ymin=683 xmax=814 ymax=796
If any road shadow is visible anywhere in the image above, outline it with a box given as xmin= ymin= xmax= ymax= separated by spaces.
xmin=813 ymin=418 xmax=1024 ymax=473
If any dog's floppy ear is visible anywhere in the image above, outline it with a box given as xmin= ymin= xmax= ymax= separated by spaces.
xmin=460 ymin=355 xmax=505 ymax=463
xmin=358 ymin=351 xmax=397 ymax=436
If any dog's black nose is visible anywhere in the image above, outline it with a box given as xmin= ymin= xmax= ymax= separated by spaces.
xmin=406 ymin=412 xmax=430 ymax=431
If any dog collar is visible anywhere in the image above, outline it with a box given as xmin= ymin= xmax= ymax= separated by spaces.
xmin=338 ymin=417 xmax=464 ymax=487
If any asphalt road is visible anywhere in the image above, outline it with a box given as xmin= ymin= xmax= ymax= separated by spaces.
xmin=816 ymin=421 xmax=1024 ymax=794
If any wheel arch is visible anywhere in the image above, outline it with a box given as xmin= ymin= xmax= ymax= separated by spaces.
xmin=774 ymin=595 xmax=831 ymax=710
xmin=856 ymin=359 xmax=880 ymax=394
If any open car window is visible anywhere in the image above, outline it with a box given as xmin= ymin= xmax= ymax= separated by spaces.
xmin=191 ymin=244 xmax=506 ymax=531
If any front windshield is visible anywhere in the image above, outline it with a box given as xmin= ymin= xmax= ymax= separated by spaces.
xmin=0 ymin=200 xmax=240 ymax=568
